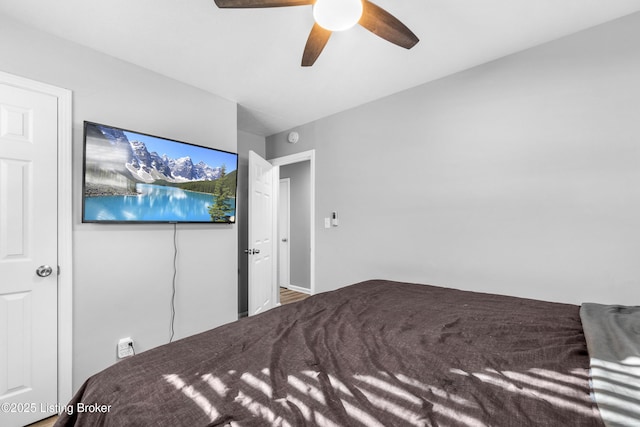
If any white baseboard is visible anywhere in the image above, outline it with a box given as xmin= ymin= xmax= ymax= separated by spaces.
xmin=282 ymin=284 xmax=311 ymax=295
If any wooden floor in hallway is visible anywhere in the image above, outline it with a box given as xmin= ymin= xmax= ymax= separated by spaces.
xmin=280 ymin=287 xmax=310 ymax=305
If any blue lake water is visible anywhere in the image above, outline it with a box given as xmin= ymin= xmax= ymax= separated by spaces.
xmin=84 ymin=184 xmax=235 ymax=222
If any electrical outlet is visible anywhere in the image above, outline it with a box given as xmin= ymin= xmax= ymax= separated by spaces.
xmin=117 ymin=337 xmax=134 ymax=359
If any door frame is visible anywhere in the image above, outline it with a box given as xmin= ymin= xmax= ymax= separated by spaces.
xmin=270 ymin=149 xmax=315 ymax=296
xmin=0 ymin=71 xmax=73 ymax=405
xmin=278 ymin=178 xmax=291 ymax=289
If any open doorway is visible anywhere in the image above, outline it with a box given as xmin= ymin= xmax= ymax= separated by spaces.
xmin=238 ymin=148 xmax=315 ymax=317
xmin=271 ymin=150 xmax=315 ymax=298
xmin=278 ymin=161 xmax=311 ymax=295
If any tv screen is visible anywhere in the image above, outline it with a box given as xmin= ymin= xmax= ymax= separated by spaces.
xmin=82 ymin=121 xmax=238 ymax=223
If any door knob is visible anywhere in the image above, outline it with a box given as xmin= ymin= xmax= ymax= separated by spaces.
xmin=36 ymin=265 xmax=53 ymax=277
xmin=244 ymin=249 xmax=261 ymax=255
xmin=281 ymin=238 xmax=288 ymax=242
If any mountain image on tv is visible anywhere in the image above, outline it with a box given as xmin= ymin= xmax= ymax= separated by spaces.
xmin=83 ymin=122 xmax=238 ymax=223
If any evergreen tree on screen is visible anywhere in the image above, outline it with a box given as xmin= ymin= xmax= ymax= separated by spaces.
xmin=208 ymin=165 xmax=233 ymax=221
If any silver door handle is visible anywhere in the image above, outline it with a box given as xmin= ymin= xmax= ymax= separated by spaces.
xmin=36 ymin=265 xmax=53 ymax=277
xmin=244 ymin=249 xmax=261 ymax=255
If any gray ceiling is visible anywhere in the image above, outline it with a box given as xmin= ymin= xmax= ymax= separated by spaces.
xmin=1 ymin=0 xmax=639 ymax=136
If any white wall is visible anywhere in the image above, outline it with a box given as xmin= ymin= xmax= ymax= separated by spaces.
xmin=0 ymin=15 xmax=238 ymax=390
xmin=267 ymin=12 xmax=640 ymax=305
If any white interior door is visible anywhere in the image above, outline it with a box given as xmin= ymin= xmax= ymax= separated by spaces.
xmin=248 ymin=151 xmax=278 ymax=316
xmin=278 ymin=178 xmax=290 ymax=288
xmin=0 ymin=83 xmax=58 ymax=426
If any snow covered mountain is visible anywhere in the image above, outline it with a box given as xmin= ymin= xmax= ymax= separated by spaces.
xmin=127 ymin=139 xmax=222 ymax=183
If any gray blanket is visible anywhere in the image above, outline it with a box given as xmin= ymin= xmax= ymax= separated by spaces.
xmin=580 ymin=303 xmax=640 ymax=426
xmin=57 ymin=280 xmax=604 ymax=426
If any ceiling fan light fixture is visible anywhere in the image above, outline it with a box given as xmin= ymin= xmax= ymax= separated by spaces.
xmin=312 ymin=0 xmax=363 ymax=32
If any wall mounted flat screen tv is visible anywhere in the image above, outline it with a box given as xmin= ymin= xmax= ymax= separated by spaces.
xmin=82 ymin=121 xmax=238 ymax=223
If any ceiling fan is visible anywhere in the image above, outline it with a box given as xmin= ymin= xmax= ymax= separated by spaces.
xmin=213 ymin=0 xmax=419 ymax=66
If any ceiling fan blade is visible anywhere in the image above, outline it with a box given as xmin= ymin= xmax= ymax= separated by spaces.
xmin=214 ymin=0 xmax=312 ymax=8
xmin=359 ymin=0 xmax=419 ymax=49
xmin=302 ymin=24 xmax=332 ymax=67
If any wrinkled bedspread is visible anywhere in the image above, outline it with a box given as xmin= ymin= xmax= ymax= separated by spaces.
xmin=56 ymin=280 xmax=604 ymax=426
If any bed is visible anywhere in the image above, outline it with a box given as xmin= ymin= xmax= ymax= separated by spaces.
xmin=55 ymin=280 xmax=638 ymax=426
